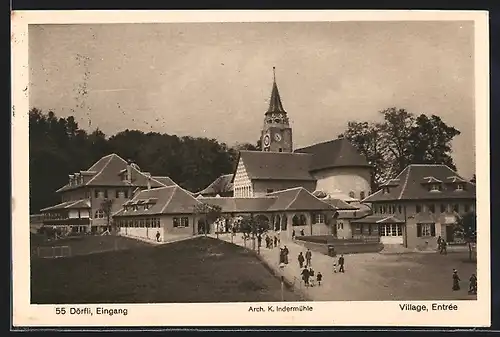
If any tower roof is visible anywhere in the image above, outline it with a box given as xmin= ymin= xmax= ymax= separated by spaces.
xmin=266 ymin=67 xmax=286 ymax=114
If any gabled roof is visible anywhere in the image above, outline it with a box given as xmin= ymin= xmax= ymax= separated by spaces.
xmin=321 ymin=198 xmax=360 ymax=211
xmin=235 ymin=150 xmax=315 ymax=181
xmin=267 ymin=187 xmax=337 ymax=212
xmin=40 ymin=199 xmax=91 ymax=212
xmin=200 ymin=197 xmax=278 ymax=213
xmin=113 ymin=185 xmax=202 ymax=217
xmin=363 ymin=164 xmax=476 ymax=203
xmin=294 ymin=138 xmax=371 ymax=171
xmin=151 ymin=176 xmax=176 ymax=187
xmin=350 ymin=214 xmax=405 ymax=224
xmin=56 ymin=154 xmax=172 ymax=192
xmin=198 ymin=174 xmax=234 ymax=196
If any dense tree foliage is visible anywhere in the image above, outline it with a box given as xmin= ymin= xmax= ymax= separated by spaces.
xmin=339 ymin=107 xmax=461 ymax=190
xmin=29 ymin=108 xmax=258 ymax=213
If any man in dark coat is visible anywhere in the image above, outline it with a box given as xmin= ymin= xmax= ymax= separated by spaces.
xmin=469 ymin=273 xmax=477 ymax=294
xmin=298 ymin=252 xmax=305 ymax=268
xmin=305 ymin=249 xmax=312 ymax=267
xmin=301 ymin=267 xmax=310 ymax=287
xmin=338 ymin=254 xmax=345 ymax=273
xmin=156 ymin=231 xmax=161 ymax=242
xmin=452 ymin=269 xmax=461 ymax=291
xmin=283 ymin=246 xmax=289 ymax=264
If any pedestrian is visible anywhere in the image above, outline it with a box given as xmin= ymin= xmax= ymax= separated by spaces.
xmin=257 ymin=234 xmax=262 ymax=248
xmin=301 ymin=267 xmax=310 ymax=287
xmin=441 ymin=240 xmax=448 ymax=255
xmin=283 ymin=245 xmax=289 ymax=264
xmin=338 ymin=254 xmax=345 ymax=273
xmin=298 ymin=252 xmax=305 ymax=268
xmin=308 ymin=267 xmax=315 ymax=287
xmin=305 ymin=249 xmax=312 ymax=267
xmin=437 ymin=236 xmax=443 ymax=251
xmin=452 ymin=269 xmax=461 ymax=291
xmin=317 ymin=272 xmax=323 ymax=286
xmin=265 ymin=235 xmax=270 ymax=249
xmin=292 ymin=229 xmax=296 ymax=240
xmin=468 ymin=273 xmax=477 ymax=294
xmin=279 ymin=248 xmax=285 ymax=264
xmin=156 ymin=231 xmax=161 ymax=242
xmin=273 ymin=235 xmax=278 ymax=248
xmin=333 ymin=261 xmax=337 ymax=273
xmin=300 ymin=229 xmax=305 ymax=236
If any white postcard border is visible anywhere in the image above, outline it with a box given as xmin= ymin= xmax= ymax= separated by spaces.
xmin=11 ymin=10 xmax=491 ymax=328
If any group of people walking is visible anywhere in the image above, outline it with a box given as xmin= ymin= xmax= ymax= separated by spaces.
xmin=452 ymin=269 xmax=477 ymax=294
xmin=296 ymin=248 xmax=344 ymax=287
xmin=437 ymin=236 xmax=448 ymax=254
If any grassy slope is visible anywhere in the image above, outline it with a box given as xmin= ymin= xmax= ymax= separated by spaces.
xmin=31 ymin=236 xmax=302 ymax=304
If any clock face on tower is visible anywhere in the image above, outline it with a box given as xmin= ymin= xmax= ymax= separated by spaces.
xmin=274 ymin=133 xmax=282 ymax=142
xmin=263 ymin=134 xmax=271 ymax=147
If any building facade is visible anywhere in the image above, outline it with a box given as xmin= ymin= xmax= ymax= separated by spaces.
xmin=38 ymin=154 xmax=176 ymax=234
xmin=362 ymin=164 xmax=476 ymax=250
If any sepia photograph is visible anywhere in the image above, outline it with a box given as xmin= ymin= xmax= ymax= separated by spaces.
xmin=12 ymin=10 xmax=490 ymax=327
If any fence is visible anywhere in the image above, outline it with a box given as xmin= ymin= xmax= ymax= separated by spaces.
xmin=36 ymin=246 xmax=72 ymax=259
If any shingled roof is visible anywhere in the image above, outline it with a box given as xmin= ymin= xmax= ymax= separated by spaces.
xmin=113 ymin=185 xmax=202 ymax=217
xmin=363 ymin=164 xmax=476 ymax=202
xmin=56 ymin=154 xmax=173 ymax=192
xmin=197 ymin=174 xmax=234 ymax=196
xmin=267 ymin=187 xmax=337 ymax=212
xmin=200 ymin=197 xmax=277 ymax=213
xmin=350 ymin=214 xmax=405 ymax=224
xmin=235 ymin=151 xmax=315 ymax=181
xmin=40 ymin=199 xmax=91 ymax=212
xmin=294 ymin=138 xmax=371 ymax=171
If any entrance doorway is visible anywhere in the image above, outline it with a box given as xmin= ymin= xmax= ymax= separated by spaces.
xmin=446 ymin=225 xmax=455 ymax=243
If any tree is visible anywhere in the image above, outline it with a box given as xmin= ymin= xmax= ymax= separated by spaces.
xmin=339 ymin=107 xmax=461 ymax=188
xmin=453 ymin=211 xmax=477 ymax=261
xmin=101 ymin=198 xmax=114 ymax=234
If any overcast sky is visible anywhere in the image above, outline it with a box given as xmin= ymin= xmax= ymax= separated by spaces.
xmin=29 ymin=21 xmax=475 ymax=178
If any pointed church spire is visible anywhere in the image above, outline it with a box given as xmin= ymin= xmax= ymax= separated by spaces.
xmin=266 ymin=67 xmax=286 ymax=114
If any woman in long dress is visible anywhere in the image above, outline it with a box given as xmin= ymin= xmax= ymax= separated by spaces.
xmin=452 ymin=269 xmax=461 ymax=291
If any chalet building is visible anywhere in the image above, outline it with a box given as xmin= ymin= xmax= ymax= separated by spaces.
xmin=362 ymin=164 xmax=476 ymax=250
xmin=38 ymin=154 xmax=175 ymax=234
xmin=114 ymin=185 xmax=341 ymax=242
xmin=198 ymin=68 xmax=373 ymax=202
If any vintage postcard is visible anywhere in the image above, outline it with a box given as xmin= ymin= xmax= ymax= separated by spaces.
xmin=11 ymin=10 xmax=490 ymax=328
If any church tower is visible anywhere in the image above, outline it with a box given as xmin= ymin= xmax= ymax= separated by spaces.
xmin=260 ymin=67 xmax=293 ymax=153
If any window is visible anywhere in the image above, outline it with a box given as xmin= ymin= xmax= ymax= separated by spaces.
xmin=456 ymin=184 xmax=464 ymax=191
xmin=266 ymin=189 xmax=274 ymax=194
xmin=139 ymin=219 xmax=144 ymax=228
xmin=428 ymin=204 xmax=435 ymax=213
xmin=440 ymin=204 xmax=447 ymax=213
xmin=453 ymin=204 xmax=459 ymax=213
xmin=379 ymin=224 xmax=402 ymax=236
xmin=398 ymin=205 xmax=402 ymax=214
xmin=416 ymin=204 xmax=422 ymax=213
xmin=124 ymin=190 xmax=129 ymax=199
xmin=417 ymin=223 xmax=436 ymax=237
xmin=278 ymin=148 xmax=283 ymax=152
xmin=360 ymin=191 xmax=366 ymax=200
xmin=337 ymin=221 xmax=344 ymax=230
xmin=145 ymin=204 xmax=150 ymax=210
xmin=173 ymin=217 xmax=189 ymax=228
xmin=104 ymin=190 xmax=108 ymax=199
xmin=314 ymin=213 xmax=325 ymax=224
xmin=133 ymin=205 xmax=138 ymax=211
xmin=430 ymin=184 xmax=441 ymax=192
xmin=464 ymin=204 xmax=470 ymax=213
xmin=383 ymin=187 xmax=390 ymax=194
xmin=94 ymin=189 xmax=100 ymax=198
xmin=381 ymin=205 xmax=386 ymax=214
xmin=146 ymin=219 xmax=151 ymax=227
xmin=115 ymin=190 xmax=120 ymax=198
xmin=94 ymin=209 xmax=104 ymax=219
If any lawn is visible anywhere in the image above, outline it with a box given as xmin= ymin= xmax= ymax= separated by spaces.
xmin=31 ymin=236 xmax=302 ymax=304
xmin=30 ymin=233 xmax=152 ymax=258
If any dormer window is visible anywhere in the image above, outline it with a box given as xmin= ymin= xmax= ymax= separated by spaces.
xmin=145 ymin=204 xmax=150 ymax=210
xmin=382 ymin=187 xmax=390 ymax=194
xmin=133 ymin=205 xmax=138 ymax=211
xmin=429 ymin=183 xmax=442 ymax=192
xmin=456 ymin=183 xmax=464 ymax=191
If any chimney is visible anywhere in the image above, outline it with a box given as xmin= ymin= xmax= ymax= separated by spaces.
xmin=126 ymin=159 xmax=133 ymax=183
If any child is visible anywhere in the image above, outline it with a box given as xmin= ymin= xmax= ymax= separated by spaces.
xmin=308 ymin=268 xmax=315 ymax=287
xmin=317 ymin=272 xmax=323 ymax=286
xmin=333 ymin=261 xmax=337 ymax=273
